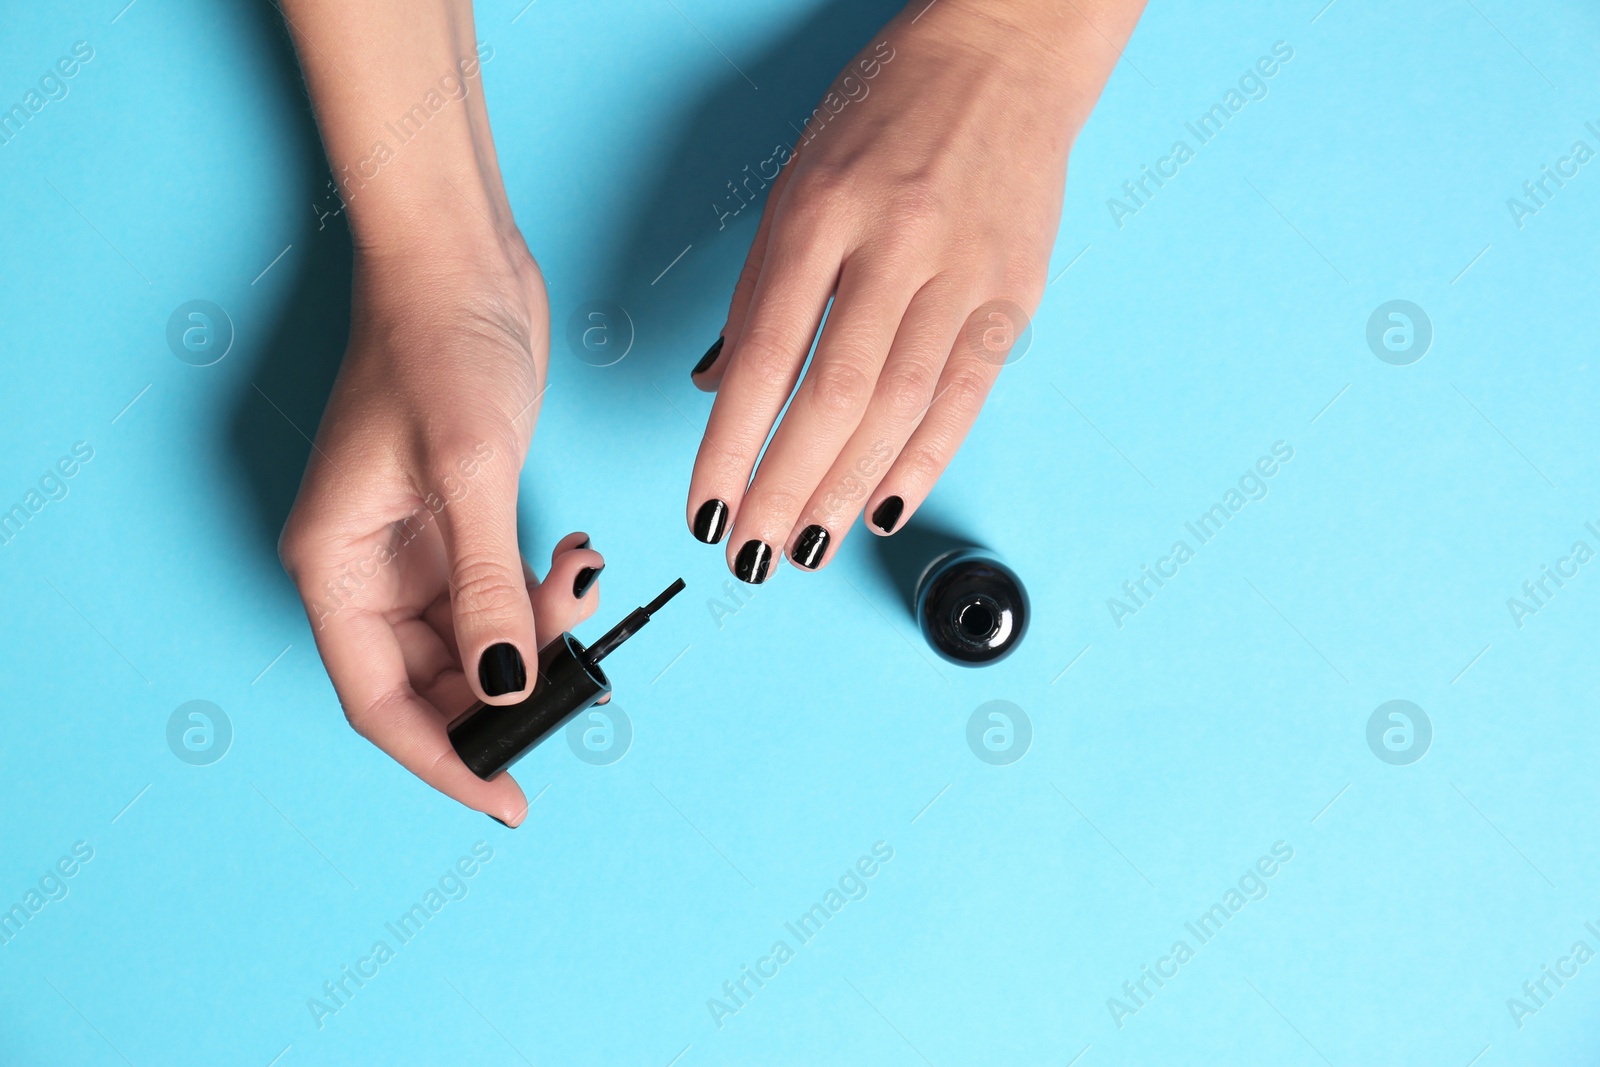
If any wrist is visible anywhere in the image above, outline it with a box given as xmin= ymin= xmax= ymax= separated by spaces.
xmin=346 ymin=206 xmax=545 ymax=348
xmin=293 ymin=25 xmax=514 ymax=255
xmin=928 ymin=0 xmax=1142 ymax=132
xmin=337 ymin=165 xmax=517 ymax=261
xmin=351 ymin=213 xmax=542 ymax=314
xmin=326 ymin=96 xmax=515 ymax=257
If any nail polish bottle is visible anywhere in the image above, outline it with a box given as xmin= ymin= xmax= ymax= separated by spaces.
xmin=915 ymin=550 xmax=1028 ymax=666
xmin=449 ymin=579 xmax=685 ymax=779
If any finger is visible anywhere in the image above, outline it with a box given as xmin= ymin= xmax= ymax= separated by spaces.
xmin=406 ymin=593 xmax=477 ymax=719
xmin=419 ymin=532 xmax=603 ymax=700
xmin=686 ymin=202 xmax=844 ymax=554
xmin=550 ymin=530 xmax=591 ymax=562
xmin=726 ymin=253 xmax=920 ymax=580
xmin=691 ymin=153 xmax=800 ymax=392
xmin=515 ymin=531 xmax=591 ymax=601
xmin=866 ymin=341 xmax=1003 ymax=536
xmin=421 ymin=590 xmax=461 ymax=675
xmin=412 ymin=662 xmax=473 ymax=729
xmin=788 ymin=279 xmax=968 ymax=569
xmin=303 ymin=597 xmax=529 ymax=824
xmin=414 ymin=667 xmax=475 ymax=729
xmin=395 ymin=608 xmax=467 ymax=709
xmin=430 ymin=451 xmax=539 ymax=704
xmin=531 ymin=538 xmax=605 ymax=637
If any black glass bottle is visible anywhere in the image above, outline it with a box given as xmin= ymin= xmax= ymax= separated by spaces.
xmin=915 ymin=550 xmax=1029 ymax=666
xmin=449 ymin=633 xmax=611 ymax=780
xmin=449 ymin=579 xmax=684 ymax=779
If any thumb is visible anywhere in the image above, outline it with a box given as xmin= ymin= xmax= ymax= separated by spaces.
xmin=432 ymin=464 xmax=537 ymax=704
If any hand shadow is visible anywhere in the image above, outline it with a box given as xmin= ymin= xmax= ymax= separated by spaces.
xmin=227 ymin=6 xmax=354 ymax=609
xmin=866 ymin=511 xmax=976 ymax=619
xmin=592 ymin=0 xmax=904 ymax=353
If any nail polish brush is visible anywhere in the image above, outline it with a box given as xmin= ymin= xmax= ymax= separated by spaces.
xmin=449 ymin=578 xmax=686 ymax=779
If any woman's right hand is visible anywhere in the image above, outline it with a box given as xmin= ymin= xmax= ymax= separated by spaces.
xmin=278 ymin=234 xmax=603 ymax=826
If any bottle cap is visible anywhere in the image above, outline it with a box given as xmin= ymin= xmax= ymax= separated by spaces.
xmin=916 ymin=551 xmax=1029 ymax=666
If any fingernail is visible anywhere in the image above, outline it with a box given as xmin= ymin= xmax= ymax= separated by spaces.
xmin=693 ymin=499 xmax=730 ymax=544
xmin=871 ymin=496 xmax=904 ymax=534
xmin=478 ymin=642 xmax=526 ymax=697
xmin=487 ymin=813 xmax=514 ymax=828
xmin=734 ymin=539 xmax=772 ymax=584
xmin=791 ymin=524 xmax=830 ymax=569
xmin=573 ymin=564 xmax=603 ymax=598
xmin=692 ymin=336 xmax=724 ymax=376
xmin=575 ymin=535 xmax=590 ymax=551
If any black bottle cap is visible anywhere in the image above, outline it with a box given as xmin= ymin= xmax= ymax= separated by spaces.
xmin=916 ymin=551 xmax=1029 ymax=666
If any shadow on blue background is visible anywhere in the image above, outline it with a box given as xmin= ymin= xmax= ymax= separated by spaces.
xmin=597 ymin=0 xmax=901 ymax=335
xmin=226 ymin=5 xmax=350 ymax=590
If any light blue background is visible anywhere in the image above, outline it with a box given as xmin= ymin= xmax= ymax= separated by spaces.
xmin=3 ymin=0 xmax=1599 ymax=1063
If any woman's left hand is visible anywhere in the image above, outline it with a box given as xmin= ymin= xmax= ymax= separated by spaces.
xmin=686 ymin=0 xmax=1145 ymax=581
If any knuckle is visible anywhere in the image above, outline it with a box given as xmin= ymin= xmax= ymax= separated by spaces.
xmin=896 ymin=443 xmax=946 ymax=487
xmin=878 ymin=366 xmax=935 ymax=420
xmin=786 ymin=166 xmax=853 ymax=218
xmin=450 ymin=556 xmax=525 ymax=622
xmin=346 ymin=686 xmax=410 ymax=742
xmin=426 ymin=432 xmax=507 ymax=492
xmin=424 ymin=744 xmax=464 ymax=784
xmin=873 ymin=232 xmax=930 ymax=271
xmin=745 ymin=483 xmax=807 ymax=523
xmin=735 ymin=325 xmax=801 ymax=390
xmin=1003 ymin=264 xmax=1047 ymax=305
xmin=885 ymin=176 xmax=944 ymax=228
xmin=806 ymin=357 xmax=874 ymax=421
xmin=940 ymin=367 xmax=993 ymax=411
xmin=731 ymin=259 xmax=762 ymax=306
xmin=277 ymin=520 xmax=311 ymax=576
xmin=278 ymin=492 xmax=346 ymax=580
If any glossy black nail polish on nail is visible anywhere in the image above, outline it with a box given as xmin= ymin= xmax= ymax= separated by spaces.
xmin=574 ymin=536 xmax=590 ymax=551
xmin=487 ymin=813 xmax=512 ymax=828
xmin=692 ymin=499 xmax=729 ymax=544
xmin=915 ymin=549 xmax=1029 ymax=666
xmin=573 ymin=564 xmax=603 ymax=599
xmin=692 ymin=337 xmax=724 ymax=376
xmin=871 ymin=496 xmax=904 ymax=534
xmin=791 ymin=525 xmax=829 ymax=570
xmin=734 ymin=539 xmax=772 ymax=584
xmin=478 ymin=642 xmax=526 ymax=696
xmin=451 ymin=578 xmax=687 ymax=779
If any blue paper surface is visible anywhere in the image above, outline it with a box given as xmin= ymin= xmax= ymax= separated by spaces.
xmin=2 ymin=0 xmax=1599 ymax=1063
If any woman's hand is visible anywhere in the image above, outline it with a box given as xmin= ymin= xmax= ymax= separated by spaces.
xmin=278 ymin=240 xmax=604 ymax=825
xmin=275 ymin=0 xmax=598 ymax=822
xmin=687 ymin=0 xmax=1144 ymax=580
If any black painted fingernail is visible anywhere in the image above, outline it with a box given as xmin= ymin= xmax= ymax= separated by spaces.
xmin=574 ymin=536 xmax=590 ymax=551
xmin=573 ymin=564 xmax=603 ymax=598
xmin=488 ymin=813 xmax=512 ymax=828
xmin=791 ymin=524 xmax=830 ymax=570
xmin=871 ymin=496 xmax=904 ymax=534
xmin=734 ymin=539 xmax=772 ymax=584
xmin=693 ymin=499 xmax=730 ymax=544
xmin=478 ymin=642 xmax=526 ymax=696
xmin=692 ymin=336 xmax=724 ymax=376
